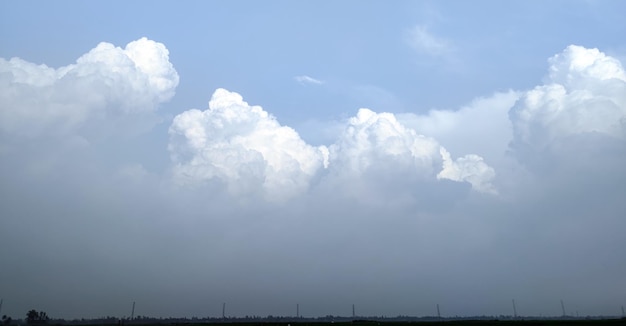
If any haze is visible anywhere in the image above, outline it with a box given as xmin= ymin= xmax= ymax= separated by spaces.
xmin=1 ymin=0 xmax=625 ymax=320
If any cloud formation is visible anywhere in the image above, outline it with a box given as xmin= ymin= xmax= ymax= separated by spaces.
xmin=169 ymin=95 xmax=497 ymax=202
xmin=294 ymin=75 xmax=324 ymax=85
xmin=398 ymin=91 xmax=519 ymax=164
xmin=329 ymin=109 xmax=441 ymax=177
xmin=329 ymin=108 xmax=496 ymax=194
xmin=406 ymin=25 xmax=453 ymax=56
xmin=510 ymin=45 xmax=626 ymax=151
xmin=168 ymin=88 xmax=329 ymax=201
xmin=438 ymin=148 xmax=496 ymax=194
xmin=0 ymin=37 xmax=179 ymax=138
xmin=2 ymin=36 xmax=626 ymax=319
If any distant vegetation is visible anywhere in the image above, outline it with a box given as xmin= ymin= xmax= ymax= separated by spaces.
xmin=41 ymin=319 xmax=626 ymax=326
xmin=26 ymin=310 xmax=49 ymax=325
xmin=1 ymin=312 xmax=625 ymax=326
xmin=3 ymin=315 xmax=624 ymax=326
xmin=2 ymin=315 xmax=12 ymax=326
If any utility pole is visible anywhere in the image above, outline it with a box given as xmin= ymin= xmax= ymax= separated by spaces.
xmin=621 ymin=305 xmax=624 ymax=318
xmin=297 ymin=304 xmax=299 ymax=318
xmin=560 ymin=300 xmax=566 ymax=317
xmin=222 ymin=303 xmax=226 ymax=319
xmin=512 ymin=299 xmax=517 ymax=318
xmin=130 ymin=301 xmax=135 ymax=321
xmin=352 ymin=304 xmax=355 ymax=318
xmin=437 ymin=304 xmax=441 ymax=319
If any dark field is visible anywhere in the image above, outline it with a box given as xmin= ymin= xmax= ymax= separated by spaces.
xmin=233 ymin=321 xmax=626 ymax=326
xmin=196 ymin=321 xmax=626 ymax=326
xmin=84 ymin=320 xmax=626 ymax=326
xmin=337 ymin=321 xmax=626 ymax=326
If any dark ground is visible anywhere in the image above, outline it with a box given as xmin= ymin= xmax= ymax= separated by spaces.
xmin=87 ymin=319 xmax=626 ymax=326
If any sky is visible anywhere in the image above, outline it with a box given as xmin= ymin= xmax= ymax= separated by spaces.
xmin=1 ymin=0 xmax=626 ymax=320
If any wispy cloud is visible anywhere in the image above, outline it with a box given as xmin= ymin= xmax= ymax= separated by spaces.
xmin=294 ymin=75 xmax=324 ymax=85
xmin=406 ymin=24 xmax=453 ymax=56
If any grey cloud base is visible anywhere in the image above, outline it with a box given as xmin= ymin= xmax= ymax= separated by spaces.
xmin=1 ymin=39 xmax=625 ymax=319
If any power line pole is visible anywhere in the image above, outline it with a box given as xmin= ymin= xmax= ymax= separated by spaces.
xmin=436 ymin=304 xmax=441 ymax=320
xmin=560 ymin=300 xmax=566 ymax=317
xmin=352 ymin=304 xmax=355 ymax=318
xmin=130 ymin=301 xmax=135 ymax=320
xmin=512 ymin=299 xmax=517 ymax=318
xmin=296 ymin=304 xmax=299 ymax=318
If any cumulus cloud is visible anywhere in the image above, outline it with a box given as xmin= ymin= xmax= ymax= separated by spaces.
xmin=294 ymin=75 xmax=324 ymax=85
xmin=329 ymin=108 xmax=442 ymax=177
xmin=169 ymin=93 xmax=497 ymax=202
xmin=0 ymin=37 xmax=179 ymax=138
xmin=168 ymin=88 xmax=329 ymax=202
xmin=3 ymin=37 xmax=626 ymax=319
xmin=328 ymin=108 xmax=496 ymax=194
xmin=438 ymin=148 xmax=497 ymax=194
xmin=398 ymin=91 xmax=519 ymax=164
xmin=510 ymin=45 xmax=626 ymax=151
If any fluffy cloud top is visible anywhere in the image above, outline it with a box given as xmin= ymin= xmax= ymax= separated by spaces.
xmin=510 ymin=45 xmax=626 ymax=150
xmin=169 ymin=93 xmax=497 ymax=202
xmin=0 ymin=37 xmax=179 ymax=137
xmin=329 ymin=108 xmax=442 ymax=176
xmin=329 ymin=108 xmax=496 ymax=193
xmin=168 ymin=88 xmax=329 ymax=201
xmin=438 ymin=148 xmax=496 ymax=194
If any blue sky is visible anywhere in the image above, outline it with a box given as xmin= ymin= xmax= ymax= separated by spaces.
xmin=5 ymin=1 xmax=624 ymax=121
xmin=1 ymin=0 xmax=626 ymax=320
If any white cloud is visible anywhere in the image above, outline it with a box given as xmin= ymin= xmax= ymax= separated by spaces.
xmin=398 ymin=91 xmax=519 ymax=164
xmin=0 ymin=37 xmax=179 ymax=138
xmin=294 ymin=75 xmax=324 ymax=85
xmin=327 ymin=108 xmax=497 ymax=194
xmin=547 ymin=45 xmax=626 ymax=85
xmin=329 ymin=108 xmax=441 ymax=177
xmin=168 ymin=88 xmax=329 ymax=202
xmin=438 ymin=147 xmax=497 ymax=194
xmin=169 ymin=93 xmax=498 ymax=202
xmin=406 ymin=25 xmax=453 ymax=56
xmin=4 ymin=37 xmax=626 ymax=319
xmin=510 ymin=45 xmax=626 ymax=151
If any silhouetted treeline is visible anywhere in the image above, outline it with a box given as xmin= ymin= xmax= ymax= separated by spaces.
xmin=5 ymin=314 xmax=621 ymax=325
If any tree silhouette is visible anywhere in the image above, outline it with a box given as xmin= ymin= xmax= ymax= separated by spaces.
xmin=2 ymin=315 xmax=12 ymax=325
xmin=26 ymin=310 xmax=48 ymax=325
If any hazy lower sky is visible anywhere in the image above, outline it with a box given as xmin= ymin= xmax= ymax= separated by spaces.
xmin=1 ymin=0 xmax=626 ymax=320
